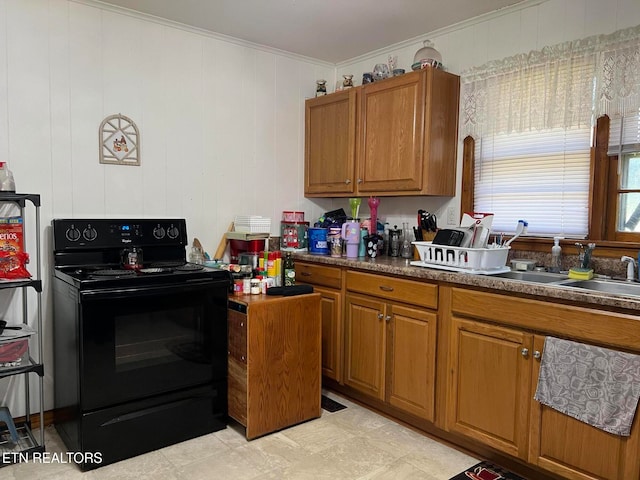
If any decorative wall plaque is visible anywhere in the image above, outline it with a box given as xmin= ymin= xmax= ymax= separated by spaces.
xmin=99 ymin=114 xmax=140 ymax=166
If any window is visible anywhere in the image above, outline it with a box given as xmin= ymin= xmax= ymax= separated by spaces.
xmin=461 ymin=25 xmax=640 ymax=241
xmin=618 ymin=153 xmax=640 ymax=232
xmin=604 ymin=112 xmax=640 ymax=241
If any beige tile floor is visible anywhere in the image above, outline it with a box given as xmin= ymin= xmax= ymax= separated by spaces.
xmin=3 ymin=391 xmax=479 ymax=480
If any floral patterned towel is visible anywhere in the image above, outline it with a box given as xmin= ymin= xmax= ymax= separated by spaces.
xmin=534 ymin=336 xmax=640 ymax=436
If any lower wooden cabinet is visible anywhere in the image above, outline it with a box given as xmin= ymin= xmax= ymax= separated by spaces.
xmin=529 ymin=335 xmax=640 ymax=480
xmin=344 ymin=293 xmax=386 ymax=400
xmin=446 ymin=317 xmax=533 ymax=459
xmin=227 ymin=293 xmax=322 ymax=439
xmin=317 ymin=286 xmax=342 ymax=381
xmin=297 ymin=262 xmax=343 ymax=382
xmin=387 ymin=303 xmax=437 ymax=420
xmin=446 ymin=287 xmax=640 ymax=480
xmin=296 ymin=262 xmax=640 ymax=480
xmin=344 ymin=271 xmax=438 ymax=422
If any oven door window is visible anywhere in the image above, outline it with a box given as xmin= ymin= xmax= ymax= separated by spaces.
xmin=80 ymin=281 xmax=227 ymax=410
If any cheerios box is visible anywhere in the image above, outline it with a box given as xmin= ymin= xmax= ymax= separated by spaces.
xmin=0 ymin=216 xmax=30 ymax=279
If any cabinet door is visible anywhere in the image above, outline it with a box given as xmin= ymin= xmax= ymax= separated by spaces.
xmin=387 ymin=304 xmax=437 ymax=421
xmin=305 ymin=90 xmax=357 ymax=195
xmin=447 ymin=317 xmax=532 ymax=459
xmin=344 ymin=293 xmax=386 ymax=400
xmin=357 ymin=72 xmax=425 ymax=193
xmin=246 ymin=294 xmax=322 ymax=439
xmin=529 ymin=335 xmax=640 ymax=480
xmin=314 ymin=286 xmax=342 ymax=383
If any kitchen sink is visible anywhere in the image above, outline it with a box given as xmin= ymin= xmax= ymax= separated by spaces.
xmin=560 ymin=279 xmax=640 ymax=297
xmin=493 ymin=270 xmax=640 ymax=298
xmin=493 ymin=270 xmax=569 ymax=283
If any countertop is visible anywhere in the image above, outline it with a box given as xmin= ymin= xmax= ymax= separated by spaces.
xmin=294 ymin=253 xmax=640 ymax=313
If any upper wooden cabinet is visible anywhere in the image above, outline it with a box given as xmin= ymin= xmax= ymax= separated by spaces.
xmin=305 ymin=89 xmax=357 ymax=195
xmin=304 ymin=68 xmax=460 ymax=197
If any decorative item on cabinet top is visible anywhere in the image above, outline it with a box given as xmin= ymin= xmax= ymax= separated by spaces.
xmin=99 ymin=113 xmax=140 ymax=166
xmin=412 ymin=40 xmax=443 ymax=71
xmin=315 ymin=79 xmax=327 ymax=97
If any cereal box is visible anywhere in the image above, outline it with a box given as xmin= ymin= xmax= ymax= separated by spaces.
xmin=0 ymin=216 xmax=30 ymax=279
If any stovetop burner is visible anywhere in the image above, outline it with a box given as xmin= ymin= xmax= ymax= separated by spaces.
xmin=90 ymin=269 xmax=137 ymax=278
xmin=138 ymin=267 xmax=171 ymax=274
xmin=174 ymin=264 xmax=204 ymax=272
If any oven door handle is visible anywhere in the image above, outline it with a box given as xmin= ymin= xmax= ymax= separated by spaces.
xmin=79 ymin=279 xmax=225 ymax=301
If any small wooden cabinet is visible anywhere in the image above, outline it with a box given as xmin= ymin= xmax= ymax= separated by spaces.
xmin=445 ymin=286 xmax=640 ymax=480
xmin=304 ymin=68 xmax=460 ymax=197
xmin=227 ymin=293 xmax=322 ymax=440
xmin=344 ymin=271 xmax=438 ymax=421
xmin=296 ymin=262 xmax=344 ymax=382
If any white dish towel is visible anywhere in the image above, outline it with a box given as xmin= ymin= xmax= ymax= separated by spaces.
xmin=534 ymin=336 xmax=640 ymax=436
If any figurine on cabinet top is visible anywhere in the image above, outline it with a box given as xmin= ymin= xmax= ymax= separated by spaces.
xmin=315 ymin=79 xmax=327 ymax=97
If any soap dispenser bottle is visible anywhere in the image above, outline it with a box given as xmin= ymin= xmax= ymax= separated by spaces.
xmin=550 ymin=236 xmax=563 ymax=273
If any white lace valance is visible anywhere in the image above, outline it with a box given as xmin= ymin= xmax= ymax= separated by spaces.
xmin=461 ymin=24 xmax=640 ymax=138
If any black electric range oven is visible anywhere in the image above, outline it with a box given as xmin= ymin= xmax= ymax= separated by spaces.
xmin=52 ymin=219 xmax=230 ymax=470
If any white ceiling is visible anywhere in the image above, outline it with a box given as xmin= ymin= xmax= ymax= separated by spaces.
xmin=95 ymin=0 xmax=524 ymax=63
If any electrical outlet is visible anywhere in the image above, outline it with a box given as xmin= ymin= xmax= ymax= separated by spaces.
xmin=447 ymin=207 xmax=456 ymax=225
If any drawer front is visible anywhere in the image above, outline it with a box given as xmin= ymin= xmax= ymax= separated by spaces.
xmin=450 ymin=287 xmax=640 ymax=351
xmin=228 ymin=309 xmax=247 ymax=364
xmin=228 ymin=357 xmax=247 ymax=426
xmin=346 ymin=270 xmax=437 ymax=309
xmin=297 ymin=262 xmax=342 ymax=289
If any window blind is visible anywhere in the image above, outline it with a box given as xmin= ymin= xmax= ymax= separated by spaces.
xmin=474 ymin=127 xmax=591 ymax=237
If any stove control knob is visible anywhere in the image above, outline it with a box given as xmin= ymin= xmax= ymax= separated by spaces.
xmin=65 ymin=227 xmax=81 ymax=242
xmin=167 ymin=226 xmax=180 ymax=239
xmin=83 ymin=226 xmax=98 ymax=242
xmin=153 ymin=226 xmax=166 ymax=239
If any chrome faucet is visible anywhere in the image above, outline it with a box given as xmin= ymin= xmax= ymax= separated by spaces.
xmin=575 ymin=242 xmax=596 ymax=269
xmin=621 ymin=256 xmax=636 ymax=281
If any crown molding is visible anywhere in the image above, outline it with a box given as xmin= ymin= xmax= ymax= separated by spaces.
xmin=336 ymin=0 xmax=547 ymax=68
xmin=71 ymin=0 xmax=335 ymax=68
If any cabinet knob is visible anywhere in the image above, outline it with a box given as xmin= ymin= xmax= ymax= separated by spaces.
xmin=379 ymin=286 xmax=394 ymax=292
xmin=521 ymin=348 xmax=529 ymax=357
xmin=357 ymin=178 xmax=363 ymax=184
xmin=533 ymin=350 xmax=542 ymax=360
xmin=345 ymin=179 xmax=351 ymax=184
xmin=385 ymin=315 xmax=391 ymax=322
xmin=377 ymin=313 xmax=384 ymax=320
xmin=300 ymin=272 xmax=312 ymax=277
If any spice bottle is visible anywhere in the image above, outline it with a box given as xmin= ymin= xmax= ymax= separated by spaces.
xmin=283 ymin=252 xmax=295 ymax=286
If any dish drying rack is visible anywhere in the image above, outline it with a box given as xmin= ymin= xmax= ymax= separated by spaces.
xmin=411 ymin=241 xmax=511 ymax=275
